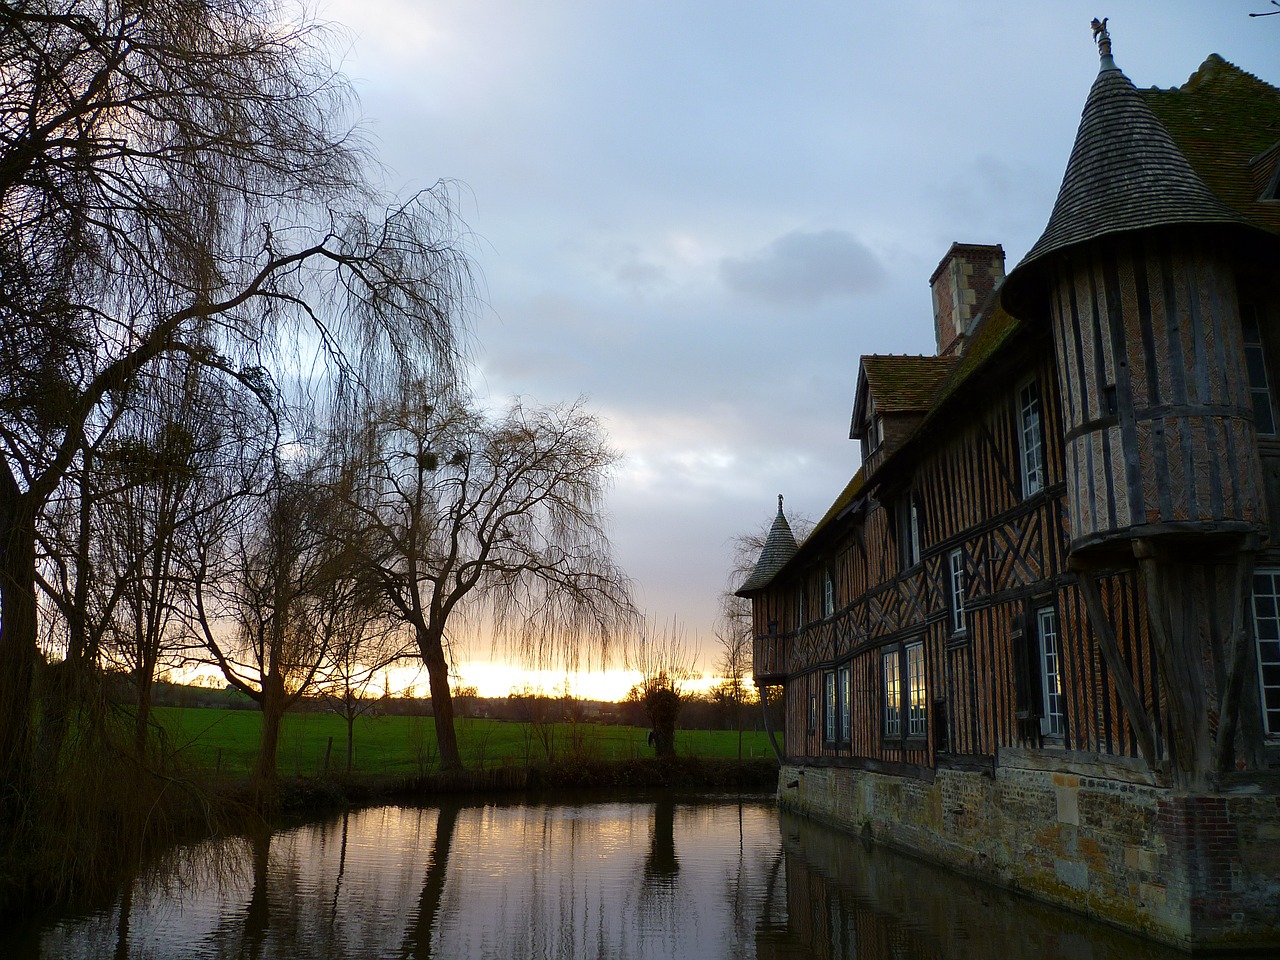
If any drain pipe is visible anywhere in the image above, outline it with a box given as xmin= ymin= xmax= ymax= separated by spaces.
xmin=760 ymin=684 xmax=784 ymax=763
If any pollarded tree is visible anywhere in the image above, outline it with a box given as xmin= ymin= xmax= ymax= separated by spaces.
xmin=626 ymin=617 xmax=696 ymax=759
xmin=344 ymin=392 xmax=636 ymax=771
xmin=0 ymin=0 xmax=469 ymax=789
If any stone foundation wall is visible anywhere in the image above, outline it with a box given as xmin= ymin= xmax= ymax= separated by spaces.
xmin=776 ymin=760 xmax=1280 ymax=951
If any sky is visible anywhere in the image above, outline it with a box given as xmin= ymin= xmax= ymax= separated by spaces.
xmin=316 ymin=0 xmax=1279 ymax=699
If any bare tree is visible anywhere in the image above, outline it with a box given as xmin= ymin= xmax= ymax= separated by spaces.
xmin=626 ymin=617 xmax=696 ymax=759
xmin=191 ymin=459 xmax=348 ymax=794
xmin=713 ymin=625 xmax=752 ymax=759
xmin=313 ymin=585 xmax=410 ymax=775
xmin=343 ymin=391 xmax=635 ymax=771
xmin=0 ymin=0 xmax=469 ymax=789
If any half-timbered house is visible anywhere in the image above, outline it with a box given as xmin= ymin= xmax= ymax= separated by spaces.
xmin=740 ymin=29 xmax=1280 ymax=952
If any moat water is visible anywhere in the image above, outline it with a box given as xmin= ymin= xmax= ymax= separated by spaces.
xmin=3 ymin=793 xmax=1186 ymax=959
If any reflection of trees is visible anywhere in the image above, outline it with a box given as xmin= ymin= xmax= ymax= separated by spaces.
xmin=400 ymin=802 xmax=461 ymax=960
xmin=642 ymin=797 xmax=680 ymax=887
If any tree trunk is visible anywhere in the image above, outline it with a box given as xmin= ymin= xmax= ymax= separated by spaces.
xmin=134 ymin=673 xmax=154 ymax=760
xmin=346 ymin=713 xmax=355 ymax=774
xmin=255 ymin=676 xmax=287 ymax=798
xmin=0 ymin=494 xmax=38 ymax=792
xmin=416 ymin=625 xmax=462 ymax=772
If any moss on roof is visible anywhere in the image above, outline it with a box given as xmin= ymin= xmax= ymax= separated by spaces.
xmin=1142 ymin=54 xmax=1280 ymax=234
xmin=861 ymin=355 xmax=956 ymax=413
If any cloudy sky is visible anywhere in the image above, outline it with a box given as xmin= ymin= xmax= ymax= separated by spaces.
xmin=319 ymin=0 xmax=1277 ymax=696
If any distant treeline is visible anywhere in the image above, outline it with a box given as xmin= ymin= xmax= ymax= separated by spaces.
xmin=149 ymin=680 xmax=780 ymax=732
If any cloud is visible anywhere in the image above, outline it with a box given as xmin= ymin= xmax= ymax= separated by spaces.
xmin=719 ymin=229 xmax=887 ymax=306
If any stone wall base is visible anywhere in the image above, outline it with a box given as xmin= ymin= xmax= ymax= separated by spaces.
xmin=776 ymin=760 xmax=1280 ymax=952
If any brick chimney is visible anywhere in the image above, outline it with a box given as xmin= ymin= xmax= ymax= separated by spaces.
xmin=930 ymin=243 xmax=1005 ymax=356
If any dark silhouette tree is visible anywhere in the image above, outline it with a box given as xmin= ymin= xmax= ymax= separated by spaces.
xmin=0 ymin=0 xmax=469 ymax=793
xmin=342 ymin=392 xmax=635 ymax=771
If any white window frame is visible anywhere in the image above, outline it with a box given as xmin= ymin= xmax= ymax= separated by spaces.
xmin=906 ymin=642 xmax=927 ymax=738
xmin=949 ymin=548 xmax=966 ymax=635
xmin=1037 ymin=606 xmax=1065 ymax=737
xmin=823 ymin=571 xmax=835 ymax=619
xmin=1250 ymin=568 xmax=1280 ymax=737
xmin=882 ymin=650 xmax=901 ymax=738
xmin=838 ymin=663 xmax=851 ymax=742
xmin=797 ymin=588 xmax=806 ymax=631
xmin=824 ymin=670 xmax=837 ymax=742
xmin=1018 ymin=378 xmax=1045 ymax=497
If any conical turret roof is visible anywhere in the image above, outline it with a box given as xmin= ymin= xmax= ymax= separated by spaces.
xmin=1004 ymin=28 xmax=1249 ymax=309
xmin=736 ymin=496 xmax=799 ymax=596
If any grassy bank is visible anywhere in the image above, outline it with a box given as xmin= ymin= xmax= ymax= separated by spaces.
xmin=155 ymin=706 xmax=781 ymax=779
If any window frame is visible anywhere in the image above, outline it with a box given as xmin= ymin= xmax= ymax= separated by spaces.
xmin=1250 ymin=567 xmax=1280 ymax=738
xmin=838 ymin=663 xmax=851 ymax=743
xmin=882 ymin=640 xmax=927 ymax=744
xmin=1017 ymin=377 xmax=1046 ymax=497
xmin=882 ymin=650 xmax=901 ymax=739
xmin=1241 ymin=302 xmax=1277 ymax=438
xmin=1037 ymin=605 xmax=1066 ymax=738
xmin=824 ymin=670 xmax=837 ymax=743
xmin=948 ymin=548 xmax=967 ymax=635
xmin=823 ymin=570 xmax=835 ymax=619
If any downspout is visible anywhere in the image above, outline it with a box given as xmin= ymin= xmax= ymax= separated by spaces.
xmin=760 ymin=684 xmax=784 ymax=763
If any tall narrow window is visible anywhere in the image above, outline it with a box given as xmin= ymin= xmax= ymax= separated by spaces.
xmin=882 ymin=650 xmax=901 ymax=737
xmin=797 ymin=588 xmax=807 ymax=631
xmin=906 ymin=642 xmax=927 ymax=738
xmin=1242 ymin=304 xmax=1277 ymax=436
xmin=1018 ymin=379 xmax=1045 ymax=496
xmin=808 ymin=694 xmax=818 ymax=734
xmin=1038 ymin=606 xmax=1065 ymax=737
xmin=897 ymin=494 xmax=921 ymax=569
xmin=824 ymin=670 xmax=837 ymax=742
xmin=823 ymin=571 xmax=835 ymax=618
xmin=949 ymin=549 xmax=966 ymax=634
xmin=1250 ymin=568 xmax=1280 ymax=737
xmin=838 ymin=663 xmax=851 ymax=742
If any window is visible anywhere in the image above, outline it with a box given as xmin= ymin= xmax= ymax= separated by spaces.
xmin=883 ymin=642 xmax=927 ymax=741
xmin=823 ymin=571 xmax=835 ymax=618
xmin=838 ymin=664 xmax=851 ymax=742
xmin=906 ymin=642 xmax=927 ymax=738
xmin=797 ymin=587 xmax=807 ymax=631
xmin=882 ymin=651 xmax=901 ymax=737
xmin=1018 ymin=379 xmax=1045 ymax=497
xmin=808 ymin=694 xmax=818 ymax=734
xmin=1250 ymin=568 xmax=1280 ymax=737
xmin=1242 ymin=303 xmax=1276 ymax=437
xmin=824 ymin=670 xmax=837 ymax=742
xmin=948 ymin=549 xmax=966 ymax=634
xmin=897 ymin=494 xmax=921 ymax=569
xmin=1037 ymin=607 xmax=1065 ymax=737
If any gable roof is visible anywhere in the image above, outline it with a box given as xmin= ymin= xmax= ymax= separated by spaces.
xmin=850 ymin=354 xmax=956 ymax=439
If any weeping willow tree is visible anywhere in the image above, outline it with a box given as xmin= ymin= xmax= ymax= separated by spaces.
xmin=340 ymin=392 xmax=637 ymax=771
xmin=0 ymin=0 xmax=470 ymax=800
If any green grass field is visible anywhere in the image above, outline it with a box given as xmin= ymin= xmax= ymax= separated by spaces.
xmin=155 ymin=706 xmax=779 ymax=778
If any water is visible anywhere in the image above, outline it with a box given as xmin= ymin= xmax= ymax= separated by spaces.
xmin=3 ymin=793 xmax=1186 ymax=959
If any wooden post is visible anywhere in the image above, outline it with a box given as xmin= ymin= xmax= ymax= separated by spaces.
xmin=1076 ymin=571 xmax=1159 ymax=772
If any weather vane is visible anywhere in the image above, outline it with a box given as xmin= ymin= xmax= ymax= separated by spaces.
xmin=1090 ymin=17 xmax=1111 ymax=52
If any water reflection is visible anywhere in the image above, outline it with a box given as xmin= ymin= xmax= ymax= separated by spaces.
xmin=764 ymin=812 xmax=1184 ymax=960
xmin=3 ymin=796 xmax=1188 ymax=959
